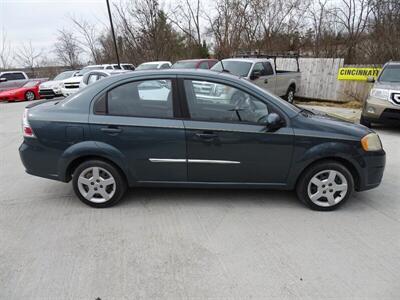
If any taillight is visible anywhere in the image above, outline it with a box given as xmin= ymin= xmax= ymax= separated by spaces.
xmin=22 ymin=109 xmax=35 ymax=138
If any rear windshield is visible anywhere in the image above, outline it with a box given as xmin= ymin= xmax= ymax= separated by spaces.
xmin=171 ymin=61 xmax=198 ymax=69
xmin=211 ymin=61 xmax=252 ymax=77
xmin=379 ymin=65 xmax=400 ymax=82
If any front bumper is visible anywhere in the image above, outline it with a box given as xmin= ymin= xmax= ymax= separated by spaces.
xmin=61 ymin=87 xmax=79 ymax=97
xmin=362 ymin=96 xmax=400 ymax=124
xmin=39 ymin=88 xmax=62 ymax=98
xmin=357 ymin=149 xmax=386 ymax=191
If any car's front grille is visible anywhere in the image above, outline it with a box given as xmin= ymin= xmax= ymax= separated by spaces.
xmin=39 ymin=89 xmax=56 ymax=96
xmin=390 ymin=92 xmax=400 ymax=105
xmin=64 ymin=83 xmax=80 ymax=89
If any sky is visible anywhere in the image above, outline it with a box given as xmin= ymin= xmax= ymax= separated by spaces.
xmin=1 ymin=0 xmax=119 ymax=63
xmin=0 ymin=0 xmax=170 ymax=65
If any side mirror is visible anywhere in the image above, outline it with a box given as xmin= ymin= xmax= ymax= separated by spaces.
xmin=367 ymin=76 xmax=375 ymax=83
xmin=250 ymin=71 xmax=260 ymax=80
xmin=260 ymin=113 xmax=282 ymax=131
xmin=0 ymin=77 xmax=7 ymax=82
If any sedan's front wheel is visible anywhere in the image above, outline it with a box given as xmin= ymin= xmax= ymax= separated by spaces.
xmin=296 ymin=161 xmax=354 ymax=211
xmin=72 ymin=160 xmax=127 ymax=208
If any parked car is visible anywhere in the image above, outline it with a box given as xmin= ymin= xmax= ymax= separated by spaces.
xmin=0 ymin=71 xmax=29 ymax=81
xmin=19 ymin=70 xmax=385 ymax=210
xmin=135 ymin=61 xmax=172 ymax=70
xmin=0 ymin=80 xmax=42 ymax=102
xmin=360 ymin=61 xmax=400 ymax=127
xmin=171 ymin=59 xmax=218 ymax=69
xmin=60 ymin=65 xmax=106 ymax=96
xmin=79 ymin=70 xmax=129 ymax=90
xmin=39 ymin=70 xmax=79 ymax=99
xmin=112 ymin=63 xmax=135 ymax=71
xmin=211 ymin=58 xmax=301 ymax=103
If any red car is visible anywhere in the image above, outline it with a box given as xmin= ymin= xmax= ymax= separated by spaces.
xmin=0 ymin=80 xmax=42 ymax=102
xmin=171 ymin=59 xmax=218 ymax=69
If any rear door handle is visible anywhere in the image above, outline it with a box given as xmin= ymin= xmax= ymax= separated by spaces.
xmin=264 ymin=79 xmax=268 ymax=83
xmin=101 ymin=126 xmax=123 ymax=134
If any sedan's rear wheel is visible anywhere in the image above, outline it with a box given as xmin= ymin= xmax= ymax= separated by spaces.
xmin=72 ymin=160 xmax=127 ymax=208
xmin=25 ymin=91 xmax=36 ymax=101
xmin=296 ymin=161 xmax=354 ymax=211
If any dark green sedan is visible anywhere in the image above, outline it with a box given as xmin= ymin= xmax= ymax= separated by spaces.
xmin=19 ymin=69 xmax=385 ymax=210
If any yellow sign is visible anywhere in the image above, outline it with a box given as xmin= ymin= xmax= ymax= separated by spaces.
xmin=337 ymin=67 xmax=381 ymax=81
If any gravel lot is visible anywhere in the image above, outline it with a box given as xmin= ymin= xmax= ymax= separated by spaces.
xmin=1 ymin=100 xmax=400 ymax=299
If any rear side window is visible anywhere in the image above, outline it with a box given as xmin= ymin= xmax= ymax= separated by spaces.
xmin=106 ymin=79 xmax=173 ymax=118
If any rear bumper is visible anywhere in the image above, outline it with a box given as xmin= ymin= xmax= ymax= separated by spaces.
xmin=357 ymin=150 xmax=386 ymax=191
xmin=19 ymin=139 xmax=63 ymax=182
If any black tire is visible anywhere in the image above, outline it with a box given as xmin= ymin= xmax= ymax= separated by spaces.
xmin=24 ymin=90 xmax=36 ymax=101
xmin=285 ymin=86 xmax=295 ymax=103
xmin=72 ymin=159 xmax=127 ymax=208
xmin=296 ymin=160 xmax=354 ymax=211
xmin=360 ymin=115 xmax=372 ymax=128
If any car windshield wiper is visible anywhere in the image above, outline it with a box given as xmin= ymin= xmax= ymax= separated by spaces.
xmin=298 ymin=108 xmax=315 ymax=116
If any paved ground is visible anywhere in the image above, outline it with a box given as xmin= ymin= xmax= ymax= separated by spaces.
xmin=1 ymin=101 xmax=400 ymax=299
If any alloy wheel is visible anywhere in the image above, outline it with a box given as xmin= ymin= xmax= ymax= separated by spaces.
xmin=25 ymin=91 xmax=35 ymax=101
xmin=287 ymin=90 xmax=294 ymax=103
xmin=307 ymin=169 xmax=348 ymax=207
xmin=77 ymin=166 xmax=116 ymax=203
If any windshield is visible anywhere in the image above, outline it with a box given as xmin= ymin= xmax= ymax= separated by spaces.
xmin=379 ymin=65 xmax=400 ymax=82
xmin=23 ymin=81 xmax=39 ymax=87
xmin=53 ymin=71 xmax=75 ymax=81
xmin=171 ymin=61 xmax=198 ymax=69
xmin=136 ymin=63 xmax=159 ymax=70
xmin=211 ymin=61 xmax=252 ymax=77
xmin=76 ymin=66 xmax=102 ymax=76
xmin=121 ymin=64 xmax=135 ymax=70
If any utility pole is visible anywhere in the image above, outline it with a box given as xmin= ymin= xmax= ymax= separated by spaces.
xmin=106 ymin=0 xmax=120 ymax=67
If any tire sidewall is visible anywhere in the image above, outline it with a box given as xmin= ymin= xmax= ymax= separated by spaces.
xmin=297 ymin=161 xmax=354 ymax=211
xmin=72 ymin=160 xmax=126 ymax=208
xmin=286 ymin=87 xmax=295 ymax=103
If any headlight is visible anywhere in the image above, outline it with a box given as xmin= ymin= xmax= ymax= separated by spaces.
xmin=361 ymin=133 xmax=383 ymax=151
xmin=370 ymin=88 xmax=389 ymax=100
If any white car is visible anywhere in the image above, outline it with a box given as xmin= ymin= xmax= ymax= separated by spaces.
xmin=79 ymin=70 xmax=128 ymax=90
xmin=135 ymin=61 xmax=172 ymax=70
xmin=39 ymin=70 xmax=79 ymax=98
xmin=61 ymin=64 xmax=136 ymax=96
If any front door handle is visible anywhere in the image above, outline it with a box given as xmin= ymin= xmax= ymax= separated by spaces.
xmin=101 ymin=126 xmax=123 ymax=135
xmin=195 ymin=132 xmax=218 ymax=140
xmin=264 ymin=79 xmax=268 ymax=84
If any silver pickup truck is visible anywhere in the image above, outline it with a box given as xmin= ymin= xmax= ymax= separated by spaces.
xmin=211 ymin=58 xmax=301 ymax=103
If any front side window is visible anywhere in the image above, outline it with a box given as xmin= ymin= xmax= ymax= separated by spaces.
xmin=184 ymin=80 xmax=269 ymax=124
xmin=252 ymin=63 xmax=267 ymax=76
xmin=107 ymin=79 xmax=173 ymax=118
xmin=263 ymin=62 xmax=274 ymax=76
xmin=87 ymin=74 xmax=98 ymax=85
